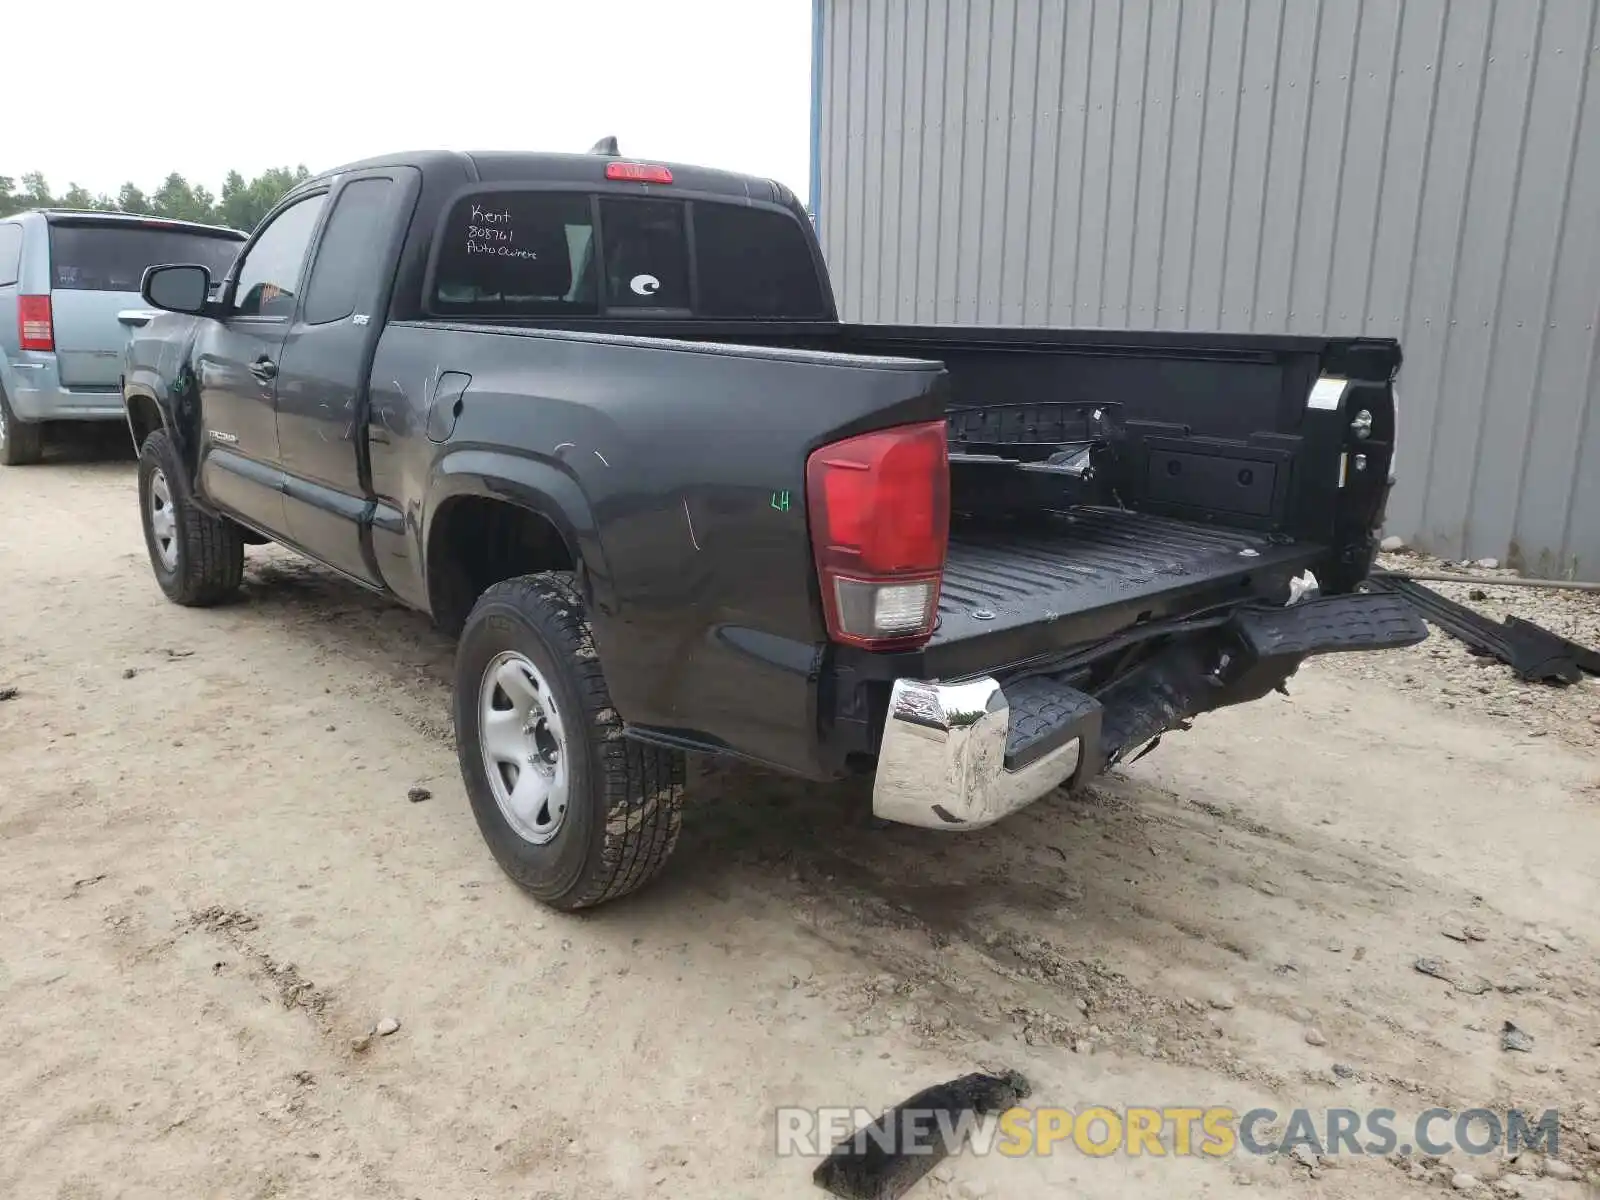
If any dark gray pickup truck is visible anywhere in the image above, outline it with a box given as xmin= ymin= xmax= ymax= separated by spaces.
xmin=122 ymin=146 xmax=1425 ymax=910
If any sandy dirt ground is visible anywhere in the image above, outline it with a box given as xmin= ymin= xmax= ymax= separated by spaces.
xmin=3 ymin=447 xmax=1599 ymax=1200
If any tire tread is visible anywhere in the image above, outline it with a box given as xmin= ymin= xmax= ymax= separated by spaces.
xmin=139 ymin=429 xmax=244 ymax=606
xmin=466 ymin=572 xmax=684 ymax=908
xmin=0 ymin=388 xmax=44 ymax=466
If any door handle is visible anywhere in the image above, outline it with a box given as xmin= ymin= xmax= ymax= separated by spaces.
xmin=249 ymin=356 xmax=278 ymax=382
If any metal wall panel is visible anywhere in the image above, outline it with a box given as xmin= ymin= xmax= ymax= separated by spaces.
xmin=817 ymin=0 xmax=1600 ymax=578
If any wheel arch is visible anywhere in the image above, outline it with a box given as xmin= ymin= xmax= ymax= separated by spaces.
xmin=422 ymin=460 xmax=610 ymax=636
xmin=123 ymin=387 xmax=166 ymax=453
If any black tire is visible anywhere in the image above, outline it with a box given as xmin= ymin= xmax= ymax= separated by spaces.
xmin=137 ymin=428 xmax=245 ymax=606
xmin=0 ymin=386 xmax=44 ymax=466
xmin=454 ymin=572 xmax=685 ymax=910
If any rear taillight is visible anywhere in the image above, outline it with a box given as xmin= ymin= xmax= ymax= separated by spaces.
xmin=18 ymin=295 xmax=53 ymax=351
xmin=806 ymin=420 xmax=949 ymax=651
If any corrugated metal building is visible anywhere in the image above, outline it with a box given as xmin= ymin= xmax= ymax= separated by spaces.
xmin=811 ymin=0 xmax=1600 ymax=579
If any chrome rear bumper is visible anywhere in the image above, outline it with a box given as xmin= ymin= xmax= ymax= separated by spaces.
xmin=870 ymin=591 xmax=1430 ymax=832
xmin=871 ymin=676 xmax=1086 ymax=831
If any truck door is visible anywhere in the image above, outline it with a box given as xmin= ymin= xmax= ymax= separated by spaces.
xmin=274 ymin=168 xmax=417 ymax=585
xmin=194 ymin=192 xmax=328 ymax=532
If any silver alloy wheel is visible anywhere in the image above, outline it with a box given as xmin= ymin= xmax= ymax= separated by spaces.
xmin=149 ymin=469 xmax=179 ymax=570
xmin=0 ymin=402 xmax=8 ymax=449
xmin=479 ymin=650 xmax=570 ymax=844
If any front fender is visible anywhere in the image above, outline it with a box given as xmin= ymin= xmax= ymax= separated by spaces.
xmin=122 ymin=315 xmax=203 ymax=480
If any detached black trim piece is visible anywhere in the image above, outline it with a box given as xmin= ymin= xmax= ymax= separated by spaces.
xmin=811 ymin=1070 xmax=1031 ymax=1200
xmin=1368 ymin=574 xmax=1600 ymax=684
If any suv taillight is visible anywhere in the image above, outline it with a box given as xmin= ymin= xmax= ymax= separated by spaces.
xmin=18 ymin=295 xmax=53 ymax=351
xmin=806 ymin=420 xmax=949 ymax=650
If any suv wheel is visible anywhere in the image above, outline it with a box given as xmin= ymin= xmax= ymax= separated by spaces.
xmin=454 ymin=572 xmax=685 ymax=910
xmin=0 ymin=387 xmax=44 ymax=465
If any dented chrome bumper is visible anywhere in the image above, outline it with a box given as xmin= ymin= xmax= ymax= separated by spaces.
xmin=871 ymin=676 xmax=1086 ymax=831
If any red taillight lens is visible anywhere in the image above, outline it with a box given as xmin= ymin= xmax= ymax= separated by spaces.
xmin=605 ymin=162 xmax=674 ymax=184
xmin=18 ymin=295 xmax=53 ymax=351
xmin=806 ymin=420 xmax=950 ymax=650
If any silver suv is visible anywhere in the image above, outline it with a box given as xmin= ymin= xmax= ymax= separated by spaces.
xmin=0 ymin=210 xmax=246 ymax=464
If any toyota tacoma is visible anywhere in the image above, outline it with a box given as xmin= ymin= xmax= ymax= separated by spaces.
xmin=122 ymin=146 xmax=1425 ymax=909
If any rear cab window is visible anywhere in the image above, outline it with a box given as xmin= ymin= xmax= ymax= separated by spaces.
xmin=429 ymin=190 xmax=829 ymax=320
xmin=47 ymin=222 xmax=243 ymax=292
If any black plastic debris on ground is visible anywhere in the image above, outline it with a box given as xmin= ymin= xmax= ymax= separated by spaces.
xmin=1368 ymin=574 xmax=1600 ymax=685
xmin=812 ymin=1070 xmax=1031 ymax=1200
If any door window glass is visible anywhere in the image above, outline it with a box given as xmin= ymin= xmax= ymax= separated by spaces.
xmin=234 ymin=195 xmax=327 ymax=319
xmin=303 ymin=179 xmax=397 ymax=325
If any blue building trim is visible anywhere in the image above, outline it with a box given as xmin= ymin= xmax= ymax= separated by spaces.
xmin=809 ymin=0 xmax=824 ymax=235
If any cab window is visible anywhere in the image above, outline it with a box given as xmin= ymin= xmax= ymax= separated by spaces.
xmin=233 ymin=195 xmax=327 ymax=319
xmin=428 ymin=190 xmax=827 ymax=320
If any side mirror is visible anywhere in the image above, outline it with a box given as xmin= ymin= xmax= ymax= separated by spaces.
xmin=142 ymin=264 xmax=214 ymax=315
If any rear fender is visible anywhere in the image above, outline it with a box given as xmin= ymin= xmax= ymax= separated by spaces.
xmin=420 ymin=448 xmax=614 ymax=616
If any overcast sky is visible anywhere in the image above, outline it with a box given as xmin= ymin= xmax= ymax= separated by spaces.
xmin=8 ymin=0 xmax=813 ymax=199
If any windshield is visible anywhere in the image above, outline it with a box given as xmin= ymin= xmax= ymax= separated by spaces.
xmin=49 ymin=223 xmax=243 ymax=292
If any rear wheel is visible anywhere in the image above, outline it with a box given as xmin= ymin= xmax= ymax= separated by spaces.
xmin=137 ymin=428 xmax=244 ymax=605
xmin=0 ymin=387 xmax=44 ymax=466
xmin=454 ymin=572 xmax=685 ymax=910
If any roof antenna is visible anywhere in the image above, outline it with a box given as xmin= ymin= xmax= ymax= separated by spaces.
xmin=588 ymin=136 xmax=619 ymax=157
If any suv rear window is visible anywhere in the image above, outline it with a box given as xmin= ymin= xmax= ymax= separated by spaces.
xmin=0 ymin=223 xmax=21 ymax=287
xmin=430 ymin=191 xmax=828 ymax=319
xmin=47 ymin=223 xmax=242 ymax=292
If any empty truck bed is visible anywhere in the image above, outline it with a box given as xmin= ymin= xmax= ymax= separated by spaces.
xmin=926 ymin=508 xmax=1326 ymax=677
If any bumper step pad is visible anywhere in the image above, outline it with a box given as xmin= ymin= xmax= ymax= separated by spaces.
xmin=1003 ymin=676 xmax=1102 ymax=770
xmin=1231 ymin=591 xmax=1429 ymax=658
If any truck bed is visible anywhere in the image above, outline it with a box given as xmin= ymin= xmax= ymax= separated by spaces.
xmin=927 ymin=507 xmax=1325 ymax=676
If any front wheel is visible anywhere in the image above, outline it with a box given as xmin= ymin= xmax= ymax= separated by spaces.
xmin=454 ymin=572 xmax=685 ymax=910
xmin=137 ymin=429 xmax=244 ymax=606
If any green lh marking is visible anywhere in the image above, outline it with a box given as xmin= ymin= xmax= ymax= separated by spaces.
xmin=771 ymin=490 xmax=791 ymax=512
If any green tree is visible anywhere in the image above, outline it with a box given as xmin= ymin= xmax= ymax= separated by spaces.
xmin=20 ymin=172 xmax=53 ymax=208
xmin=59 ymin=183 xmax=97 ymax=210
xmin=0 ymin=164 xmax=312 ymax=227
xmin=217 ymin=170 xmax=252 ymax=231
xmin=116 ymin=183 xmax=152 ymax=214
xmin=151 ymin=172 xmax=211 ymax=223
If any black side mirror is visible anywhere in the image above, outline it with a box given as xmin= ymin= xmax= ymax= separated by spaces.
xmin=142 ymin=264 xmax=213 ymax=315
